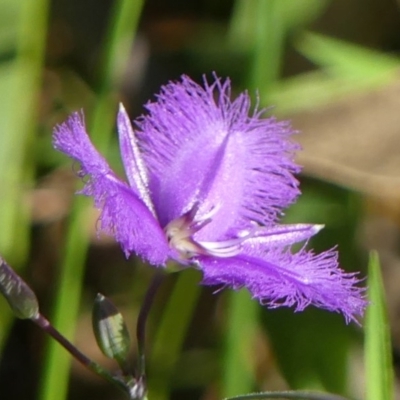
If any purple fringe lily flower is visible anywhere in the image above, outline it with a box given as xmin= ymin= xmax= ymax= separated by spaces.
xmin=53 ymin=75 xmax=366 ymax=323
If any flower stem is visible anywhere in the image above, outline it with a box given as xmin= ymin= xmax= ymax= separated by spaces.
xmin=136 ymin=271 xmax=165 ymax=380
xmin=33 ymin=313 xmax=130 ymax=396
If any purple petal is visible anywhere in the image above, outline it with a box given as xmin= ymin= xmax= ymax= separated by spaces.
xmin=135 ymin=76 xmax=301 ymax=235
xmin=53 ymin=111 xmax=111 ymax=177
xmin=53 ymin=112 xmax=170 ymax=265
xmin=95 ymin=178 xmax=170 ymax=265
xmin=117 ymin=104 xmax=155 ymax=214
xmin=197 ymin=247 xmax=367 ymax=324
xmin=244 ymin=224 xmax=324 ymax=247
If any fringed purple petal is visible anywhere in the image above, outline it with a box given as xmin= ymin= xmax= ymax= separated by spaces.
xmin=92 ymin=178 xmax=170 ymax=265
xmin=135 ymin=77 xmax=235 ymax=229
xmin=244 ymin=224 xmax=324 ymax=247
xmin=117 ymin=104 xmax=155 ymax=214
xmin=53 ymin=112 xmax=170 ymax=266
xmin=53 ymin=111 xmax=111 ymax=177
xmin=135 ymin=76 xmax=300 ymax=234
xmin=197 ymin=247 xmax=367 ymax=324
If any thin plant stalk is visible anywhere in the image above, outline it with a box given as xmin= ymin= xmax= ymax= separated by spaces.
xmin=34 ymin=313 xmax=129 ymax=395
xmin=136 ymin=271 xmax=165 ymax=381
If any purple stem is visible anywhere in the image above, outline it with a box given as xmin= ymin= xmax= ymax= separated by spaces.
xmin=136 ymin=270 xmax=165 ymax=380
xmin=33 ymin=313 xmax=129 ymax=395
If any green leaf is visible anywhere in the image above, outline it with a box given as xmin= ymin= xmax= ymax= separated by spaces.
xmin=222 ymin=290 xmax=258 ymax=397
xmin=297 ymin=32 xmax=399 ymax=82
xmin=365 ymin=251 xmax=394 ymax=400
xmin=268 ymin=33 xmax=400 ymax=114
xmin=267 ymin=71 xmax=358 ymax=114
xmin=229 ymin=0 xmax=328 ymax=51
xmin=148 ymin=270 xmax=201 ymax=400
xmin=224 ymin=389 xmax=350 ymax=400
xmin=0 ymin=0 xmax=47 ymax=265
xmin=229 ymin=0 xmax=329 ymax=93
xmin=0 ymin=0 xmax=48 ymax=355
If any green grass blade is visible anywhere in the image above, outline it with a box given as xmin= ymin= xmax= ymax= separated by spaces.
xmin=91 ymin=0 xmax=144 ymax=152
xmin=297 ymin=32 xmax=399 ymax=82
xmin=222 ymin=290 xmax=258 ymax=398
xmin=248 ymin=0 xmax=285 ymax=92
xmin=365 ymin=251 xmax=394 ymax=400
xmin=149 ymin=270 xmax=201 ymax=400
xmin=266 ymin=33 xmax=400 ymax=115
xmin=38 ymin=1 xmax=145 ymax=399
xmin=224 ymin=390 xmax=350 ymax=400
xmin=229 ymin=0 xmax=285 ymax=90
xmin=229 ymin=0 xmax=256 ymax=50
xmin=0 ymin=0 xmax=48 ymax=350
xmin=229 ymin=0 xmax=328 ymax=93
xmin=0 ymin=0 xmax=48 ymax=265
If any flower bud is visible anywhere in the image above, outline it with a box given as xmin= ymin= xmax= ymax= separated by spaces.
xmin=92 ymin=293 xmax=131 ymax=365
xmin=0 ymin=256 xmax=39 ymax=319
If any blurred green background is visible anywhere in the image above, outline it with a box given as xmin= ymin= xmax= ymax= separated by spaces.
xmin=0 ymin=0 xmax=400 ymax=399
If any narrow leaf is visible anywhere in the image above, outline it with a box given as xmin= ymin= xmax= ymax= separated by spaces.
xmin=224 ymin=389 xmax=350 ymax=400
xmin=297 ymin=32 xmax=399 ymax=82
xmin=148 ymin=270 xmax=201 ymax=400
xmin=365 ymin=251 xmax=394 ymax=400
xmin=222 ymin=290 xmax=258 ymax=397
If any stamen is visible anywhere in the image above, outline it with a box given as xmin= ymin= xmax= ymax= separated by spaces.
xmin=164 ymin=203 xmax=213 ymax=260
xmin=164 ymin=203 xmax=250 ymax=261
xmin=197 ymin=244 xmax=241 ymax=258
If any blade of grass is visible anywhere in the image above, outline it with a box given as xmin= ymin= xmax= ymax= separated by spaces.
xmin=229 ymin=0 xmax=285 ymax=91
xmin=0 ymin=0 xmax=48 ymax=264
xmin=0 ymin=0 xmax=48 ymax=348
xmin=91 ymin=0 xmax=145 ymax=152
xmin=365 ymin=251 xmax=394 ymax=400
xmin=267 ymin=34 xmax=400 ymax=114
xmin=38 ymin=1 xmax=145 ymax=400
xmin=297 ymin=32 xmax=399 ymax=82
xmin=248 ymin=0 xmax=285 ymax=92
xmin=228 ymin=0 xmax=328 ymax=66
xmin=230 ymin=0 xmax=327 ymax=93
xmin=222 ymin=290 xmax=258 ymax=398
xmin=148 ymin=270 xmax=201 ymax=400
xmin=228 ymin=0 xmax=258 ymax=51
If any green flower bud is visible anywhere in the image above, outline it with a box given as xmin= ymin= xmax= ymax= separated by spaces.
xmin=92 ymin=293 xmax=131 ymax=365
xmin=0 ymin=256 xmax=39 ymax=319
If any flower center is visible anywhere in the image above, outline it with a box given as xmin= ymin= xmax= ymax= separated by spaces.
xmin=164 ymin=203 xmax=251 ymax=262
